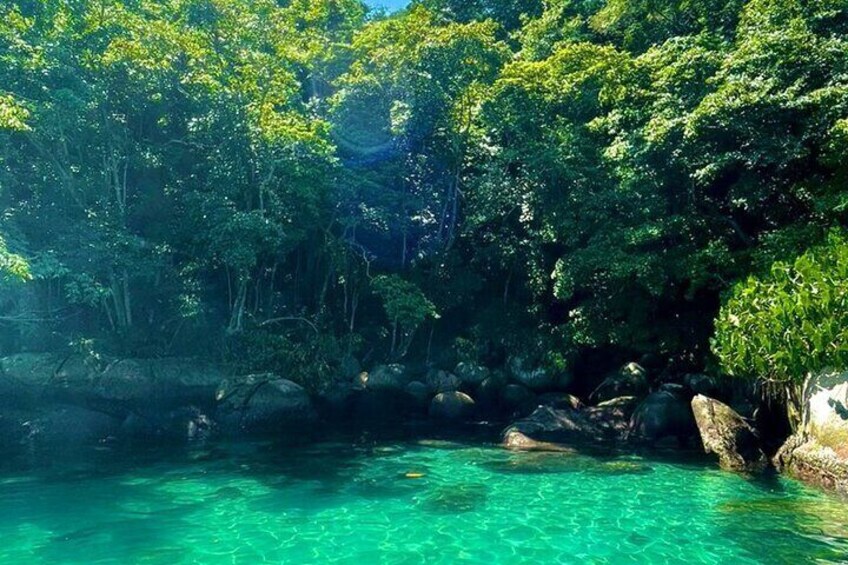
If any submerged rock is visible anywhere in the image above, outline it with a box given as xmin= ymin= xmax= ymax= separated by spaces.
xmin=419 ymin=483 xmax=488 ymax=513
xmin=590 ymin=362 xmax=648 ymax=404
xmin=775 ymin=370 xmax=848 ymax=494
xmin=691 ymin=395 xmax=767 ymax=473
xmin=502 ymin=429 xmax=575 ymax=452
xmin=429 ymin=391 xmax=476 ymax=421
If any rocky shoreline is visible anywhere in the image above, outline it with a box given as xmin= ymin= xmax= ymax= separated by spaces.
xmin=1 ymin=352 xmax=846 ymax=496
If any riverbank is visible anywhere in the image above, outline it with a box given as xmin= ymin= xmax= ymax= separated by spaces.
xmin=1 ymin=352 xmax=846 ymax=497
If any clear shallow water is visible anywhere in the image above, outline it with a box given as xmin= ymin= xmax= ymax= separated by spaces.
xmin=1 ymin=435 xmax=847 ymax=564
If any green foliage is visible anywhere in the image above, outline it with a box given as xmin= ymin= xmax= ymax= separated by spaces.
xmin=373 ymin=274 xmax=438 ymax=331
xmin=0 ymin=236 xmax=30 ymax=284
xmin=713 ymin=232 xmax=848 ymax=386
xmin=373 ymin=274 xmax=438 ymax=358
xmin=0 ymin=0 xmax=846 ymax=386
xmin=0 ymin=94 xmax=29 ymax=131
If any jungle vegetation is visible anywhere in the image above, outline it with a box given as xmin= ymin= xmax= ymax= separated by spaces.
xmin=1 ymin=0 xmax=846 ymax=391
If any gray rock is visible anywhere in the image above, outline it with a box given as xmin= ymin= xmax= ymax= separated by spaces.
xmin=95 ymin=359 xmax=155 ymax=405
xmin=691 ymin=395 xmax=767 ymax=473
xmin=502 ymin=429 xmax=575 ymax=452
xmin=216 ymin=374 xmax=315 ymax=435
xmin=502 ymin=405 xmax=605 ymax=446
xmin=629 ymin=389 xmax=696 ymax=445
xmin=0 ymin=354 xmax=226 ymax=411
xmin=590 ymin=362 xmax=648 ymax=404
xmin=429 ymin=391 xmax=476 ymax=421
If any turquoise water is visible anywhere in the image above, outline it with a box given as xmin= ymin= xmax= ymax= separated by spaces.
xmin=1 ymin=435 xmax=847 ymax=564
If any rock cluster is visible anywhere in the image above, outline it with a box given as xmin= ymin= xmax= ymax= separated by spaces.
xmin=4 ymin=351 xmax=846 ymax=496
xmin=0 ymin=353 xmax=315 ymax=451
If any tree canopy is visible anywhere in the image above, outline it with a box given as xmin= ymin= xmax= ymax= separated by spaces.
xmin=1 ymin=0 xmax=846 ymax=389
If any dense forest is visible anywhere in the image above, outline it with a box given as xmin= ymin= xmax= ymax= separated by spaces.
xmin=1 ymin=0 xmax=847 ymax=397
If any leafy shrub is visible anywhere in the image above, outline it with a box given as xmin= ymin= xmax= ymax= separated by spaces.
xmin=0 ymin=236 xmax=29 ymax=284
xmin=372 ymin=275 xmax=438 ymax=359
xmin=712 ymin=231 xmax=848 ymax=388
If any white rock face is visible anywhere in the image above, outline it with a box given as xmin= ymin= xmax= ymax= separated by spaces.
xmin=804 ymin=369 xmax=848 ymax=452
xmin=775 ymin=369 xmax=848 ymax=494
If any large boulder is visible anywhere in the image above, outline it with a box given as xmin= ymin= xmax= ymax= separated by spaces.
xmin=590 ymin=362 xmax=648 ymax=404
xmin=508 ymin=357 xmax=555 ymax=392
xmin=775 ymin=370 xmax=848 ymax=494
xmin=429 ymin=391 xmax=476 ymax=421
xmin=455 ymin=362 xmax=490 ymax=387
xmin=628 ymin=389 xmax=696 ymax=445
xmin=501 ymin=402 xmax=631 ymax=448
xmin=502 ymin=406 xmax=598 ymax=446
xmin=691 ymin=395 xmax=767 ymax=472
xmin=0 ymin=354 xmax=226 ymax=412
xmin=0 ymin=353 xmax=92 ymax=407
xmin=587 ymin=396 xmax=639 ymax=439
xmin=216 ymin=374 xmax=316 ymax=435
